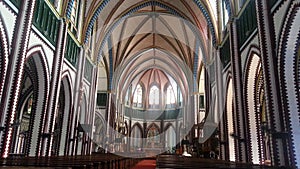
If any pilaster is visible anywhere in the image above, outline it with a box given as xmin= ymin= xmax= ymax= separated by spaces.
xmin=88 ymin=65 xmax=98 ymax=154
xmin=0 ymin=0 xmax=36 ymax=158
xmin=228 ymin=20 xmax=249 ymax=163
xmin=69 ymin=48 xmax=86 ymax=155
xmin=255 ymin=0 xmax=289 ymax=166
xmin=41 ymin=19 xmax=68 ymax=157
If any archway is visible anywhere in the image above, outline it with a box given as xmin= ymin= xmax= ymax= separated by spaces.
xmin=278 ymin=2 xmax=300 ymax=167
xmin=244 ymin=53 xmax=261 ymax=164
xmin=130 ymin=123 xmax=143 ymax=151
xmin=10 ymin=47 xmax=49 ymax=156
xmin=243 ymin=46 xmax=271 ymax=165
xmin=146 ymin=123 xmax=160 ymax=148
xmin=93 ymin=112 xmax=106 ymax=152
xmin=164 ymin=125 xmax=176 ymax=153
xmin=51 ymin=75 xmax=72 ymax=156
xmin=0 ymin=15 xmax=9 ymax=128
xmin=77 ymin=94 xmax=87 ymax=155
xmin=225 ymin=78 xmax=235 ymax=162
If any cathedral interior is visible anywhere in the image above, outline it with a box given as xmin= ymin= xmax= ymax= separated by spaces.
xmin=0 ymin=0 xmax=300 ymax=168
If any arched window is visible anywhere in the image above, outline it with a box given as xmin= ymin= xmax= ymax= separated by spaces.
xmin=70 ymin=0 xmax=78 ymax=25
xmin=133 ymin=84 xmax=143 ymax=107
xmin=209 ymin=0 xmax=217 ymax=24
xmin=49 ymin=0 xmax=62 ymax=11
xmin=69 ymin=0 xmax=81 ymax=35
xmin=239 ymin=0 xmax=247 ymax=9
xmin=149 ymin=85 xmax=159 ymax=108
xmin=125 ymin=89 xmax=130 ymax=106
xmin=221 ymin=0 xmax=230 ymax=30
xmin=166 ymin=85 xmax=176 ymax=108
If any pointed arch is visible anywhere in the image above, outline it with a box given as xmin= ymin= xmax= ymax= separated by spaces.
xmin=224 ymin=74 xmax=235 ymax=162
xmin=57 ymin=72 xmax=73 ymax=156
xmin=146 ymin=123 xmax=160 ymax=145
xmin=93 ymin=111 xmax=106 ymax=149
xmin=0 ymin=14 xmax=9 ymax=126
xmin=164 ymin=83 xmax=176 ymax=107
xmin=132 ymin=83 xmax=144 ymax=108
xmin=27 ymin=46 xmax=50 ymax=157
xmin=243 ymin=48 xmax=262 ymax=164
xmin=164 ymin=123 xmax=176 ymax=151
xmin=164 ymin=123 xmax=175 ymax=132
xmin=277 ymin=2 xmax=300 ymax=167
xmin=146 ymin=123 xmax=160 ymax=134
xmin=149 ymin=84 xmax=160 ymax=109
xmin=131 ymin=122 xmax=143 ymax=137
xmin=10 ymin=45 xmax=50 ymax=156
xmin=130 ymin=122 xmax=143 ymax=149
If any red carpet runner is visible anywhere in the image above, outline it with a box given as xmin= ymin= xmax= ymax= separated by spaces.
xmin=131 ymin=159 xmax=156 ymax=169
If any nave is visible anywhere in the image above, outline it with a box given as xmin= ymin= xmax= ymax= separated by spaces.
xmin=0 ymin=153 xmax=279 ymax=169
xmin=1 ymin=0 xmax=300 ymax=168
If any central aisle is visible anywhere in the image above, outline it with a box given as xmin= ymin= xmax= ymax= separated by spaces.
xmin=131 ymin=159 xmax=156 ymax=169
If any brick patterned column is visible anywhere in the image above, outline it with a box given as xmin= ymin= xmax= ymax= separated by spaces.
xmin=41 ymin=19 xmax=68 ymax=157
xmin=228 ymin=20 xmax=249 ymax=163
xmin=0 ymin=0 xmax=36 ymax=158
xmin=255 ymin=0 xmax=289 ymax=166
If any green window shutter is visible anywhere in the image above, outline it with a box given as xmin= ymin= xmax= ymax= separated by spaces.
xmin=220 ymin=37 xmax=231 ymax=68
xmin=97 ymin=93 xmax=107 ymax=107
xmin=10 ymin=0 xmax=21 ymax=8
xmin=65 ymin=34 xmax=80 ymax=67
xmin=33 ymin=0 xmax=59 ymax=45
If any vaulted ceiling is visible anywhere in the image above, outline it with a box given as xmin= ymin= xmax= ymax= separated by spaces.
xmin=85 ymin=0 xmax=218 ymax=95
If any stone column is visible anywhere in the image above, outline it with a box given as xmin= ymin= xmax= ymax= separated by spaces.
xmin=143 ymin=121 xmax=147 ymax=149
xmin=0 ymin=0 xmax=36 ymax=158
xmin=194 ymin=94 xmax=199 ymax=125
xmin=215 ymin=49 xmax=226 ymax=160
xmin=69 ymin=48 xmax=86 ymax=155
xmin=88 ymin=65 xmax=98 ymax=154
xmin=0 ymin=16 xmax=9 ymax=108
xmin=128 ymin=116 xmax=132 ymax=151
xmin=255 ymin=0 xmax=289 ymax=166
xmin=228 ymin=20 xmax=249 ymax=163
xmin=105 ymin=92 xmax=112 ymax=153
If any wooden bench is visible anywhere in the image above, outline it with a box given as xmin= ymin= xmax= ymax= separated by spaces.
xmin=156 ymin=154 xmax=276 ymax=169
xmin=0 ymin=153 xmax=142 ymax=169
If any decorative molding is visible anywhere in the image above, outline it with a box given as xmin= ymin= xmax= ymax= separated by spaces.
xmin=0 ymin=14 xmax=9 ymax=108
xmin=277 ymin=1 xmax=300 ymax=167
xmin=0 ymin=0 xmax=37 ymax=157
xmin=192 ymin=0 xmax=217 ymax=45
xmin=228 ymin=20 xmax=248 ymax=162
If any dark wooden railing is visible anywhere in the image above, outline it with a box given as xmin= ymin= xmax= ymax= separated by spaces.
xmin=0 ymin=153 xmax=142 ymax=169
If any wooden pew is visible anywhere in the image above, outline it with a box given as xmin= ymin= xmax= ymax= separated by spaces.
xmin=0 ymin=153 xmax=142 ymax=169
xmin=156 ymin=154 xmax=276 ymax=169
